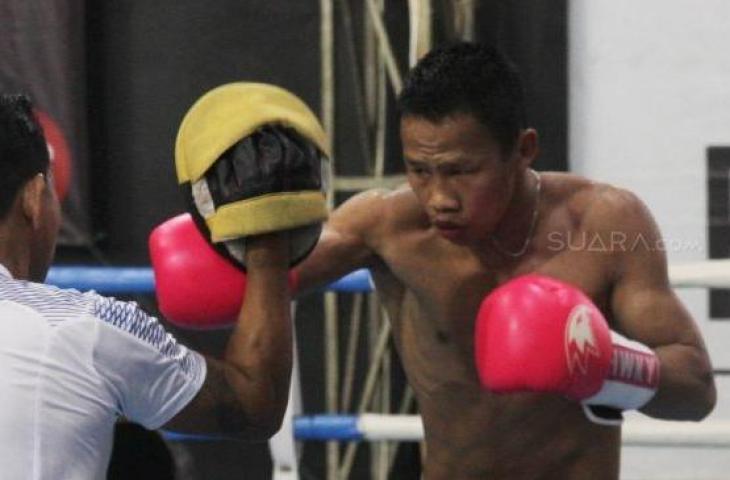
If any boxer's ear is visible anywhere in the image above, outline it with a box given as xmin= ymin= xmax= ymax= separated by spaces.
xmin=515 ymin=128 xmax=539 ymax=169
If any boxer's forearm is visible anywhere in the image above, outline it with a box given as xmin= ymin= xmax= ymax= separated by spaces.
xmin=224 ymin=235 xmax=292 ymax=437
xmin=640 ymin=343 xmax=716 ymax=420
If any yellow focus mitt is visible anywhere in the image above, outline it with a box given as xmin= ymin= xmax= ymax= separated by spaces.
xmin=175 ymin=82 xmax=331 ymax=267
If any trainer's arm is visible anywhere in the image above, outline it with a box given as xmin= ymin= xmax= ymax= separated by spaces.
xmin=165 ymin=233 xmax=292 ymax=440
xmin=602 ymin=189 xmax=716 ymax=420
xmin=294 ymin=189 xmax=388 ymax=293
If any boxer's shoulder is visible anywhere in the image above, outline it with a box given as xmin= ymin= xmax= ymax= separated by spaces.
xmin=542 ymin=172 xmax=647 ymax=231
xmin=577 ymin=183 xmax=652 ymax=236
xmin=380 ymin=184 xmax=429 ymax=229
xmin=332 ymin=185 xmax=426 ymax=241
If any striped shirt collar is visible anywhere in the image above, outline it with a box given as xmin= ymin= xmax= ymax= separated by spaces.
xmin=0 ymin=263 xmax=12 ymax=279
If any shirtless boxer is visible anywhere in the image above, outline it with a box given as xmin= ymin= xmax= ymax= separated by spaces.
xmin=0 ymin=94 xmax=297 ymax=478
xmin=291 ymin=43 xmax=717 ymax=479
xmin=151 ymin=46 xmax=716 ymax=479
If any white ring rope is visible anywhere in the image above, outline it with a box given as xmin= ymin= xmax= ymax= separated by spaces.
xmin=336 ymin=414 xmax=730 ymax=447
xmin=669 ymin=259 xmax=730 ymax=288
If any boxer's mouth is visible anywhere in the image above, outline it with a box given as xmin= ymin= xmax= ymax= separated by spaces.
xmin=433 ymin=221 xmax=465 ymax=239
xmin=433 ymin=220 xmax=461 ymax=230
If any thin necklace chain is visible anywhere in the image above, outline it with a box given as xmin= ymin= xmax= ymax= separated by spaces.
xmin=490 ymin=169 xmax=541 ymax=258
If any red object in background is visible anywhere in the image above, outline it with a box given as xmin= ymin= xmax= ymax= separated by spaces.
xmin=34 ymin=109 xmax=72 ymax=202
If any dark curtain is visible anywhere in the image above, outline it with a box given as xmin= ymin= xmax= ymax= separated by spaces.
xmin=0 ymin=0 xmax=91 ymax=245
xmin=474 ymin=0 xmax=568 ymax=172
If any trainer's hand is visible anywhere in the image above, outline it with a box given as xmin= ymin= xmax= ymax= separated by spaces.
xmin=244 ymin=231 xmax=290 ymax=270
xmin=474 ymin=274 xmax=659 ymax=419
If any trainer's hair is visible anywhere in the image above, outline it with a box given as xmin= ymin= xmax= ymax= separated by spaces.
xmin=0 ymin=94 xmax=50 ymax=219
xmin=398 ymin=42 xmax=527 ymax=154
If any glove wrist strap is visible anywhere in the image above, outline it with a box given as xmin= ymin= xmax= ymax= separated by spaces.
xmin=582 ymin=331 xmax=660 ymax=425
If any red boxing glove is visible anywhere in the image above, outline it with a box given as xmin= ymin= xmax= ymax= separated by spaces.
xmin=475 ymin=274 xmax=659 ymax=424
xmin=149 ymin=213 xmax=298 ymax=329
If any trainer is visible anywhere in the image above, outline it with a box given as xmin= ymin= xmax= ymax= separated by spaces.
xmin=0 ymin=94 xmax=300 ymax=478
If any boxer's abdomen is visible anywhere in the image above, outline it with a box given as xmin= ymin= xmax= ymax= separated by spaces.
xmin=388 ymin=290 xmax=621 ymax=480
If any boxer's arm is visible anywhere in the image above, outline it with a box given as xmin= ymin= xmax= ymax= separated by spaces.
xmin=293 ymin=189 xmax=388 ymax=293
xmin=597 ymin=189 xmax=716 ymax=420
xmin=164 ymin=234 xmax=292 ymax=439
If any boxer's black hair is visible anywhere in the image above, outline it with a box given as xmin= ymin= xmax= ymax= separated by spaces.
xmin=0 ymin=94 xmax=50 ymax=219
xmin=398 ymin=42 xmax=527 ymax=155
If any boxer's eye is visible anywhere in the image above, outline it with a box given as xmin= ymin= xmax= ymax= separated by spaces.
xmin=406 ymin=162 xmax=430 ymax=177
xmin=440 ymin=165 xmax=469 ymax=177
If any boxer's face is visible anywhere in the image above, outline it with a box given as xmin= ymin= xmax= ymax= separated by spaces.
xmin=401 ymin=113 xmax=530 ymax=246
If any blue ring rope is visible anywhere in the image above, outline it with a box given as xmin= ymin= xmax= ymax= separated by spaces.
xmin=293 ymin=414 xmax=362 ymax=440
xmin=161 ymin=415 xmax=364 ymax=442
xmin=46 ymin=266 xmax=373 ymax=294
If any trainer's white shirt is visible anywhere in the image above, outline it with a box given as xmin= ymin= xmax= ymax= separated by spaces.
xmin=0 ymin=264 xmax=206 ymax=479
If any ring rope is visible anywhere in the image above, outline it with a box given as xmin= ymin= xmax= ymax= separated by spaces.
xmin=45 ymin=259 xmax=730 ymax=294
xmin=47 ymin=261 xmax=730 ymax=448
xmin=162 ymin=414 xmax=730 ymax=448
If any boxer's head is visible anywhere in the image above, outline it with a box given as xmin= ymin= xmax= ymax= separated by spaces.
xmin=399 ymin=42 xmax=528 ymax=155
xmin=0 ymin=94 xmax=61 ymax=281
xmin=398 ymin=43 xmax=538 ymax=245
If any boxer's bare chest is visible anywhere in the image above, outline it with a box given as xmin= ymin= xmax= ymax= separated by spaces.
xmin=373 ymin=223 xmax=613 ymax=370
xmin=368 ymin=207 xmax=621 ymax=478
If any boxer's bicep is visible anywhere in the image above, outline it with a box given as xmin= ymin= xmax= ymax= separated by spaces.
xmin=295 ymin=189 xmax=387 ymax=292
xmin=606 ymin=191 xmax=698 ymax=348
xmin=613 ymin=272 xmax=702 ymax=348
xmin=604 ymin=192 xmax=715 ymax=418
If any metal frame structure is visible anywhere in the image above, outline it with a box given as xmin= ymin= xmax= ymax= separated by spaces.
xmin=314 ymin=2 xmax=475 ymax=479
